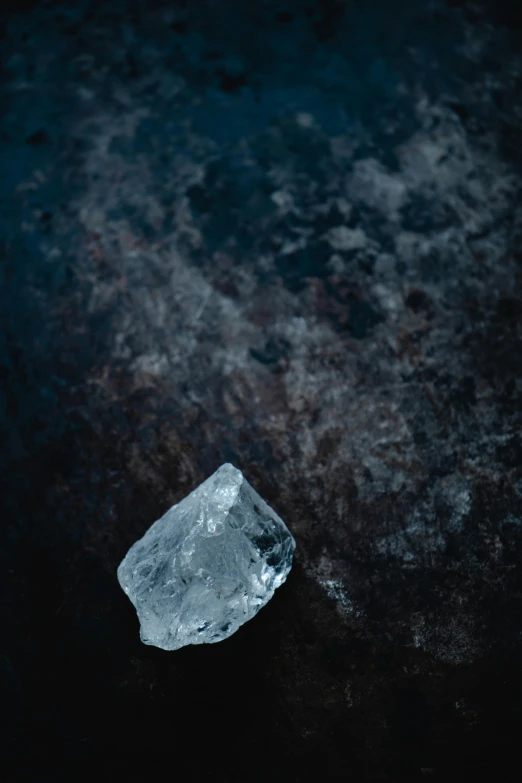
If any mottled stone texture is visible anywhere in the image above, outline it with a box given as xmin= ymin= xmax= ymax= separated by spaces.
xmin=118 ymin=464 xmax=295 ymax=650
xmin=1 ymin=0 xmax=522 ymax=780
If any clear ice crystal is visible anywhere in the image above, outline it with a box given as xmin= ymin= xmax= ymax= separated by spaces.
xmin=117 ymin=463 xmax=295 ymax=650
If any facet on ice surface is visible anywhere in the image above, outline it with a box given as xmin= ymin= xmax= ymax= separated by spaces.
xmin=117 ymin=463 xmax=295 ymax=650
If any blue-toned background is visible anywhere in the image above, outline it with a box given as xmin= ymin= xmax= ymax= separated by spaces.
xmin=1 ymin=1 xmax=522 ymax=779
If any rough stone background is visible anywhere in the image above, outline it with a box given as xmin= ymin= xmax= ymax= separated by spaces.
xmin=1 ymin=0 xmax=522 ymax=779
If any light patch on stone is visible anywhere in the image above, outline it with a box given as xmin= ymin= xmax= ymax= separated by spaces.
xmin=325 ymin=226 xmax=367 ymax=252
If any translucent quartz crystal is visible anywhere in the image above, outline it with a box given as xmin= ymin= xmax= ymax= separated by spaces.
xmin=117 ymin=463 xmax=295 ymax=650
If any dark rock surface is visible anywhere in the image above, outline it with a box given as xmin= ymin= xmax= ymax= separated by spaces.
xmin=1 ymin=1 xmax=522 ymax=779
